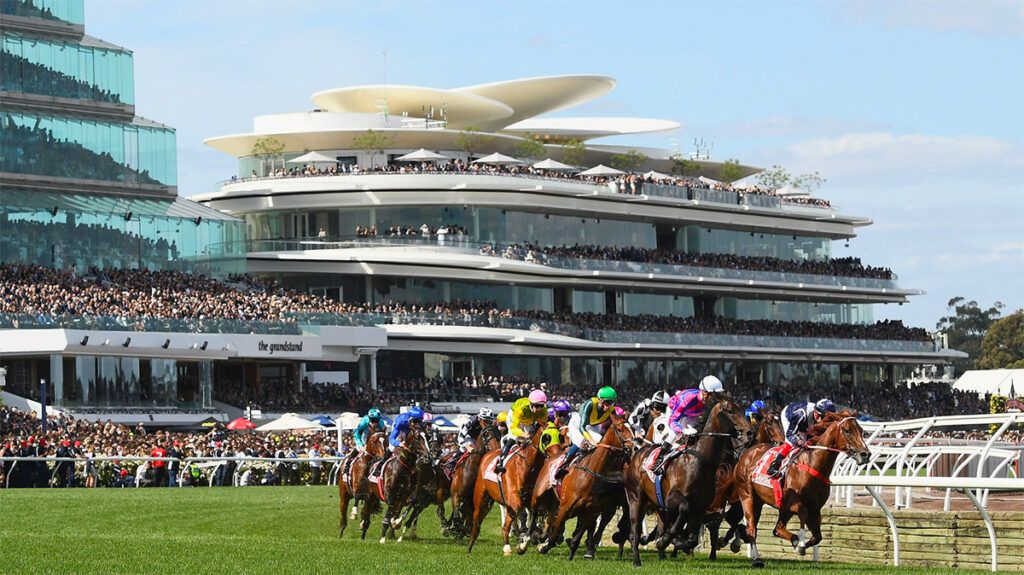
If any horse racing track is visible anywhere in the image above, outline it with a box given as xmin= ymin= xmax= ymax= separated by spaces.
xmin=0 ymin=486 xmax=985 ymax=575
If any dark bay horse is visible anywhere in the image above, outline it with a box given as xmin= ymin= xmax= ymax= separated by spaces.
xmin=467 ymin=425 xmax=545 ymax=556
xmin=356 ymin=430 xmax=431 ymax=543
xmin=703 ymin=411 xmax=785 ymax=557
xmin=446 ymin=424 xmax=501 ymax=539
xmin=624 ymin=395 xmax=753 ymax=566
xmin=397 ymin=429 xmax=450 ymax=542
xmin=734 ymin=411 xmax=871 ymax=567
xmin=534 ymin=412 xmax=636 ymax=559
xmin=339 ymin=431 xmax=388 ymax=537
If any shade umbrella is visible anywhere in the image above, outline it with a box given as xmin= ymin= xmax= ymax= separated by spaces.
xmin=431 ymin=415 xmax=459 ymax=433
xmin=532 ymin=158 xmax=576 ymax=171
xmin=642 ymin=170 xmax=672 ymax=181
xmin=309 ymin=415 xmax=335 ymax=427
xmin=337 ymin=412 xmax=362 ymax=431
xmin=578 ymin=164 xmax=624 ymax=177
xmin=255 ymin=412 xmax=323 ymax=432
xmin=471 ymin=152 xmax=523 ymax=166
xmin=395 ymin=148 xmax=448 ymax=162
xmin=287 ymin=151 xmax=338 ymax=165
xmin=226 ymin=417 xmax=257 ymax=431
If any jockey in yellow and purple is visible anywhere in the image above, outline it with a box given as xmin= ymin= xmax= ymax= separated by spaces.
xmin=494 ymin=389 xmax=548 ymax=473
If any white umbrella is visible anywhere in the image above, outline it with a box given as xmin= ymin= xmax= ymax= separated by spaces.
xmin=395 ymin=148 xmax=448 ymax=162
xmin=255 ymin=412 xmax=323 ymax=432
xmin=532 ymin=158 xmax=577 ymax=171
xmin=337 ymin=412 xmax=362 ymax=431
xmin=643 ymin=170 xmax=672 ymax=181
xmin=578 ymin=164 xmax=624 ymax=177
xmin=471 ymin=152 xmax=523 ymax=166
xmin=287 ymin=151 xmax=339 ymax=165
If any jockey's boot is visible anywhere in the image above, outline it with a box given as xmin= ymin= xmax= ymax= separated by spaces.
xmin=554 ymin=445 xmax=578 ymax=479
xmin=650 ymin=443 xmax=671 ymax=475
xmin=494 ymin=440 xmax=513 ymax=473
xmin=766 ymin=453 xmax=783 ymax=477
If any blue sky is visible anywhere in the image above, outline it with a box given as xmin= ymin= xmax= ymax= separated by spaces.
xmin=87 ymin=0 xmax=1023 ymax=329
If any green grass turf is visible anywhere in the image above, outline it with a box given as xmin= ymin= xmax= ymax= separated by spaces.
xmin=0 ymin=486 xmax=972 ymax=575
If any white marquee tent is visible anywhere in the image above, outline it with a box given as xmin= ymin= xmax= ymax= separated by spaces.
xmin=953 ymin=369 xmax=1024 ymax=398
xmin=255 ymin=413 xmax=323 ymax=432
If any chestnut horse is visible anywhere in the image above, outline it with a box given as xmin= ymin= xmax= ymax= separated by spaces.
xmin=624 ymin=395 xmax=753 ymax=566
xmin=534 ymin=412 xmax=636 ymax=559
xmin=702 ymin=411 xmax=785 ymax=557
xmin=338 ymin=431 xmax=388 ymax=537
xmin=466 ymin=425 xmax=545 ymax=556
xmin=446 ymin=424 xmax=501 ymax=539
xmin=734 ymin=411 xmax=871 ymax=567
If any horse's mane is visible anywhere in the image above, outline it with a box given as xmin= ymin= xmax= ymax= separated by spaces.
xmin=807 ymin=410 xmax=857 ymax=442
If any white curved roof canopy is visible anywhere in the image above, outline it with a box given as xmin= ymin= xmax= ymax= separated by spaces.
xmin=311 ymin=85 xmax=514 ymax=130
xmin=454 ymin=75 xmax=616 ymax=130
xmin=502 ymin=117 xmax=681 ymax=142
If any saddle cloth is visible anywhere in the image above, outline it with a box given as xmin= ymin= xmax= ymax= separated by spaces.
xmin=547 ymin=453 xmax=567 ymax=487
xmin=483 ymin=446 xmax=521 ymax=483
xmin=752 ymin=445 xmax=788 ymax=507
xmin=641 ymin=446 xmax=664 ymax=483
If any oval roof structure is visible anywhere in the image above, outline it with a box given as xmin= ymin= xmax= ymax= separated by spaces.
xmin=454 ymin=75 xmax=616 ymax=130
xmin=502 ymin=117 xmax=681 ymax=142
xmin=311 ymin=85 xmax=514 ymax=130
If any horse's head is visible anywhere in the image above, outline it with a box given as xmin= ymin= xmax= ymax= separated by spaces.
xmin=811 ymin=411 xmax=871 ymax=465
xmin=706 ymin=394 xmax=754 ymax=446
xmin=759 ymin=412 xmax=785 ymax=445
xmin=605 ymin=411 xmax=639 ymax=453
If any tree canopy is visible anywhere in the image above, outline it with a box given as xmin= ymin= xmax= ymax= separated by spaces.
xmin=936 ymin=297 xmax=1004 ymax=374
xmin=514 ymin=134 xmax=546 ymax=161
xmin=718 ymin=159 xmax=743 ymax=183
xmin=351 ymin=129 xmax=393 ymax=168
xmin=454 ymin=125 xmax=494 ymax=160
xmin=610 ymin=149 xmax=647 ymax=173
xmin=978 ymin=310 xmax=1024 ymax=370
xmin=561 ymin=139 xmax=586 ymax=168
xmin=669 ymin=153 xmax=701 ymax=177
xmin=250 ymin=136 xmax=285 ymax=176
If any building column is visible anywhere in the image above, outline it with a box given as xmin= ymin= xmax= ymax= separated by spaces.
xmin=370 ymin=352 xmax=378 ymax=391
xmin=49 ymin=355 xmax=63 ymax=407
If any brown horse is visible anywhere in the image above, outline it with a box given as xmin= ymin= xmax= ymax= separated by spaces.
xmin=338 ymin=431 xmax=388 ymax=537
xmin=357 ymin=430 xmax=431 ymax=543
xmin=534 ymin=412 xmax=636 ymax=559
xmin=395 ymin=429 xmax=448 ymax=542
xmin=446 ymin=424 xmax=501 ymax=539
xmin=466 ymin=425 xmax=545 ymax=556
xmin=703 ymin=411 xmax=786 ymax=557
xmin=735 ymin=411 xmax=871 ymax=567
xmin=624 ymin=395 xmax=753 ymax=566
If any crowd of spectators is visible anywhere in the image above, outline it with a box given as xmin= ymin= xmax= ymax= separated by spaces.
xmin=0 ymin=264 xmax=929 ymax=342
xmin=1 ymin=51 xmax=124 ymax=103
xmin=1 ymin=115 xmax=160 ymax=184
xmin=1 ymin=0 xmax=63 ymax=20
xmin=232 ymin=158 xmax=831 ymax=208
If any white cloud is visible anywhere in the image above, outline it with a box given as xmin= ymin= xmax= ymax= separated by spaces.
xmin=839 ymin=0 xmax=1024 ymax=37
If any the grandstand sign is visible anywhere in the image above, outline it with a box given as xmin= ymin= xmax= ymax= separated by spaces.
xmin=235 ymin=336 xmax=321 ymax=359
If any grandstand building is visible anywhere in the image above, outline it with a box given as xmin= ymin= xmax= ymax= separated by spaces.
xmin=0 ymin=0 xmax=385 ymax=424
xmin=194 ymin=75 xmax=964 ymax=396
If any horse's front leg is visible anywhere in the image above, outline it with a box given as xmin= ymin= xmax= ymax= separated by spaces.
xmin=796 ymin=505 xmax=823 ymax=555
xmin=772 ymin=506 xmax=800 ymax=551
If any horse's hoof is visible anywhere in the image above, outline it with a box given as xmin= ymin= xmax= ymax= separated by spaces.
xmin=503 ymin=544 xmax=512 ymax=556
xmin=730 ymin=539 xmax=742 ymax=554
xmin=796 ymin=542 xmax=807 ymax=556
xmin=752 ymin=558 xmax=765 ymax=568
xmin=397 ymin=536 xmax=403 ymax=543
xmin=584 ymin=552 xmax=595 ymax=559
xmin=379 ymin=537 xmax=386 ymax=544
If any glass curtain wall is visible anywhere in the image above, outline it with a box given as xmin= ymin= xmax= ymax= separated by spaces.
xmin=1 ymin=33 xmax=135 ymax=104
xmin=0 ymin=0 xmax=85 ymax=24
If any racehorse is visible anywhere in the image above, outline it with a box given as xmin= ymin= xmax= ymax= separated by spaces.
xmin=466 ymin=425 xmax=545 ymax=556
xmin=357 ymin=430 xmax=432 ymax=543
xmin=446 ymin=424 xmax=501 ymax=539
xmin=734 ymin=411 xmax=871 ymax=568
xmin=624 ymin=395 xmax=753 ymax=566
xmin=397 ymin=429 xmax=450 ymax=541
xmin=534 ymin=412 xmax=636 ymax=559
xmin=702 ymin=411 xmax=785 ymax=558
xmin=338 ymin=431 xmax=388 ymax=537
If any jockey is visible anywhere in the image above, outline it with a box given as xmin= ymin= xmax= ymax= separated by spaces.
xmin=354 ymin=408 xmax=386 ymax=453
xmin=627 ymin=390 xmax=670 ymax=436
xmin=550 ymin=399 xmax=573 ymax=428
xmin=555 ymin=386 xmax=617 ymax=478
xmin=745 ymin=400 xmax=768 ymax=424
xmin=767 ymin=399 xmax=836 ymax=477
xmin=387 ymin=407 xmax=425 ymax=453
xmin=650 ymin=375 xmax=723 ymax=474
xmin=457 ymin=408 xmax=496 ymax=452
xmin=494 ymin=389 xmax=548 ymax=473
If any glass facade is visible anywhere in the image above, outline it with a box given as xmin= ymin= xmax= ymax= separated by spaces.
xmin=1 ymin=111 xmax=176 ymax=186
xmin=679 ymin=225 xmax=830 ymax=262
xmin=1 ymin=33 xmax=134 ymax=104
xmin=371 ymin=276 xmax=554 ymax=312
xmin=243 ymin=206 xmax=657 ymax=249
xmin=0 ymin=0 xmax=85 ymax=25
xmin=0 ymin=188 xmax=246 ymax=276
